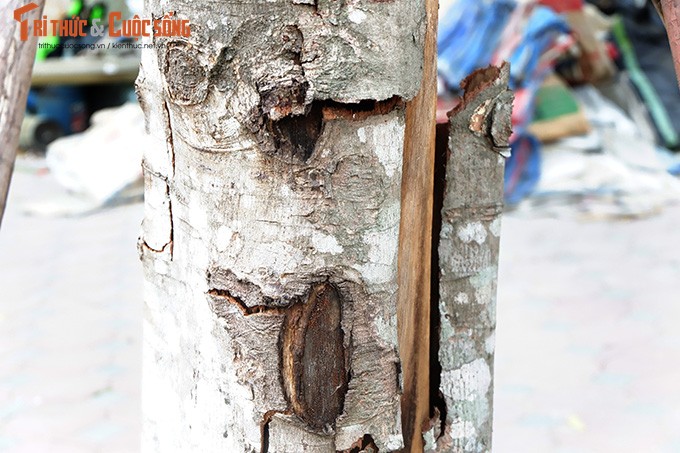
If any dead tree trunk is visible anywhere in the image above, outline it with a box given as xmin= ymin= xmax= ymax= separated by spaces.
xmin=435 ymin=65 xmax=512 ymax=452
xmin=0 ymin=1 xmax=44 ymax=226
xmin=137 ymin=1 xmax=426 ymax=451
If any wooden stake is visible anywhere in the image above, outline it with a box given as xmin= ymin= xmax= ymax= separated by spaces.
xmin=397 ymin=0 xmax=438 ymax=450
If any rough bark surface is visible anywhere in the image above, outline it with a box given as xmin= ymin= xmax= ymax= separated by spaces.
xmin=0 ymin=1 xmax=44 ymax=226
xmin=137 ymin=1 xmax=425 ymax=452
xmin=659 ymin=0 xmax=680 ymax=88
xmin=434 ymin=64 xmax=512 ymax=452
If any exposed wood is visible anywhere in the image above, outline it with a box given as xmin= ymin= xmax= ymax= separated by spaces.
xmin=138 ymin=1 xmax=426 ymax=451
xmin=0 ymin=0 xmax=44 ymax=226
xmin=280 ymin=283 xmax=348 ymax=432
xmin=435 ymin=64 xmax=513 ymax=452
xmin=396 ymin=0 xmax=438 ymax=450
xmin=658 ymin=0 xmax=680 ymax=87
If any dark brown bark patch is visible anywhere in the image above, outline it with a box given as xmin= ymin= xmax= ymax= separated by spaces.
xmin=339 ymin=434 xmax=379 ymax=453
xmin=280 ymin=283 xmax=348 ymax=431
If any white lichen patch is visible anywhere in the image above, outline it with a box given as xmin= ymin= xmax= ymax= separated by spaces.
xmin=469 ymin=266 xmax=497 ymax=305
xmin=485 ymin=332 xmax=495 ymax=355
xmin=454 ymin=292 xmax=470 ymax=305
xmin=311 ymin=231 xmax=344 ymax=255
xmin=215 ymin=225 xmax=236 ymax=252
xmin=441 ymin=358 xmax=491 ymax=402
xmin=449 ymin=418 xmax=478 ymax=440
xmin=348 ymin=8 xmax=367 ymax=24
xmin=369 ymin=118 xmax=403 ymax=178
xmin=357 ymin=127 xmax=367 ymax=144
xmin=489 ymin=217 xmax=502 ymax=238
xmin=457 ymin=221 xmax=487 ymax=245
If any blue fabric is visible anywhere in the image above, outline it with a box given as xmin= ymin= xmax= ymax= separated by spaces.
xmin=504 ymin=133 xmax=542 ymax=204
xmin=505 ymin=6 xmax=570 ymax=89
xmin=437 ymin=0 xmax=516 ymax=90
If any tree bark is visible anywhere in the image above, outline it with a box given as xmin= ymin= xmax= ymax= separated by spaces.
xmin=435 ymin=64 xmax=512 ymax=452
xmin=0 ymin=0 xmax=44 ymax=226
xmin=137 ymin=1 xmax=425 ymax=451
xmin=658 ymin=0 xmax=680 ymax=88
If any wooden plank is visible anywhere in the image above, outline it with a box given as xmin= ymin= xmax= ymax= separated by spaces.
xmin=397 ymin=0 xmax=438 ymax=450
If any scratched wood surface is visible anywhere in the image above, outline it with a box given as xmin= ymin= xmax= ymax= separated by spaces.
xmin=397 ymin=0 xmax=438 ymax=450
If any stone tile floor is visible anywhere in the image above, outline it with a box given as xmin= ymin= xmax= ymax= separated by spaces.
xmin=1 ymin=157 xmax=680 ymax=452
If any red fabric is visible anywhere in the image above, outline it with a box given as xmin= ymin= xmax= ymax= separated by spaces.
xmin=538 ymin=0 xmax=583 ymax=13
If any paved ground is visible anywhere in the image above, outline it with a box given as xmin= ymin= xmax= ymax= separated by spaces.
xmin=1 ymin=157 xmax=680 ymax=452
xmin=0 ymin=159 xmax=143 ymax=453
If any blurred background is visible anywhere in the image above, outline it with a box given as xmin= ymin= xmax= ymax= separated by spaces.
xmin=2 ymin=0 xmax=680 ymax=451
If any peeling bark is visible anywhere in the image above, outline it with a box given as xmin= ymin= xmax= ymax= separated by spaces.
xmin=434 ymin=64 xmax=512 ymax=452
xmin=138 ymin=1 xmax=425 ymax=451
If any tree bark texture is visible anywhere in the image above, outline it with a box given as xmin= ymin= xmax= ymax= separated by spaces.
xmin=0 ymin=0 xmax=44 ymax=226
xmin=434 ymin=64 xmax=512 ymax=452
xmin=658 ymin=0 xmax=680 ymax=88
xmin=137 ymin=1 xmax=425 ymax=451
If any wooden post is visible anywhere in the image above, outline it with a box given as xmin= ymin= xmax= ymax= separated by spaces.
xmin=0 ymin=0 xmax=44 ymax=226
xmin=435 ymin=64 xmax=513 ymax=452
xmin=397 ymin=0 xmax=438 ymax=451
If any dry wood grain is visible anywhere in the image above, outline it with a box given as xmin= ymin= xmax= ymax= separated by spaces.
xmin=397 ymin=0 xmax=438 ymax=450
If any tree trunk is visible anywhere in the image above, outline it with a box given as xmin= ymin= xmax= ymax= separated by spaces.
xmin=137 ymin=1 xmax=425 ymax=451
xmin=0 ymin=0 xmax=44 ymax=226
xmin=434 ymin=65 xmax=512 ymax=452
xmin=658 ymin=0 xmax=680 ymax=88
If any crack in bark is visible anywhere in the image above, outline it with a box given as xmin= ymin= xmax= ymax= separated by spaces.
xmin=338 ymin=433 xmax=379 ymax=453
xmin=260 ymin=409 xmax=291 ymax=453
xmin=162 ymin=100 xmax=176 ymax=174
xmin=428 ymin=122 xmax=449 ymax=442
xmin=207 ymin=288 xmax=289 ymax=316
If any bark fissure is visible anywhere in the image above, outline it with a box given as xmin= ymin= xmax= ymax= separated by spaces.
xmin=339 ymin=433 xmax=379 ymax=453
xmin=428 ymin=122 xmax=450 ymax=443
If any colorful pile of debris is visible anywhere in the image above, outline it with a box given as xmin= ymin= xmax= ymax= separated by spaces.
xmin=438 ymin=0 xmax=680 ymax=218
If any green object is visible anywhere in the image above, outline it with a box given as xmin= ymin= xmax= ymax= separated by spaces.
xmin=35 ymin=35 xmax=59 ymax=61
xmin=612 ymin=17 xmax=679 ymax=148
xmin=533 ymin=81 xmax=580 ymax=122
xmin=90 ymin=4 xmax=106 ymax=21
xmin=67 ymin=0 xmax=84 ymax=17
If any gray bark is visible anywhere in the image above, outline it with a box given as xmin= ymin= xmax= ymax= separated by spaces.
xmin=137 ymin=1 xmax=425 ymax=451
xmin=0 ymin=1 xmax=44 ymax=226
xmin=435 ymin=64 xmax=512 ymax=452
